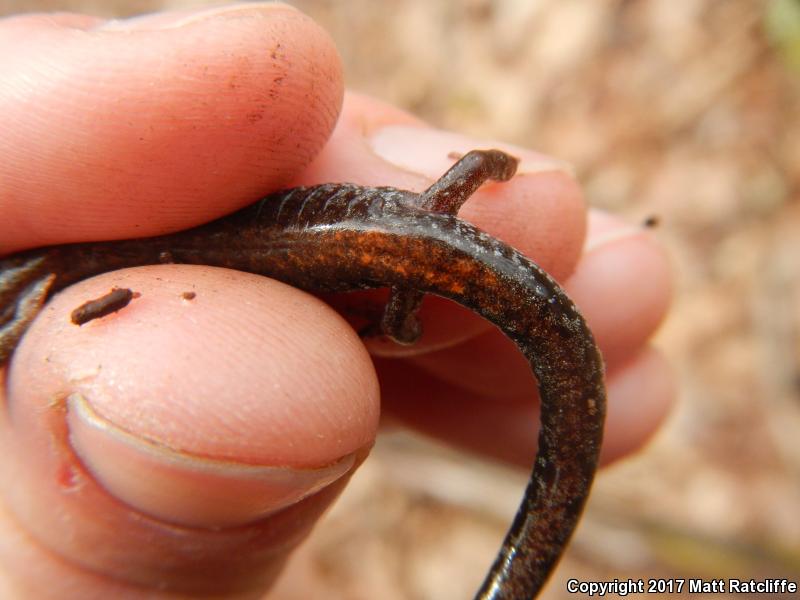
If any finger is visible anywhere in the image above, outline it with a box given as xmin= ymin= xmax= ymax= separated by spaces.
xmin=380 ymin=346 xmax=675 ymax=466
xmin=406 ymin=210 xmax=673 ymax=397
xmin=300 ymin=91 xmax=588 ymax=354
xmin=1 ymin=265 xmax=379 ymax=596
xmin=0 ymin=3 xmax=343 ymax=253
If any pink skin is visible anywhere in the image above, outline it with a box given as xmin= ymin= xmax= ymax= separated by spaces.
xmin=0 ymin=4 xmax=674 ymax=598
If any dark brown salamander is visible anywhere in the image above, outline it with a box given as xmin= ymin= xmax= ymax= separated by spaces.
xmin=0 ymin=149 xmax=605 ymax=599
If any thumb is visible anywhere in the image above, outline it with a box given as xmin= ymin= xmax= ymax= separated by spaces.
xmin=0 ymin=4 xmax=372 ymax=598
xmin=1 ymin=266 xmax=378 ymax=597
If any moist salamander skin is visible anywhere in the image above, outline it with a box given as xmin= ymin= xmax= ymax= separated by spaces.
xmin=0 ymin=149 xmax=606 ymax=600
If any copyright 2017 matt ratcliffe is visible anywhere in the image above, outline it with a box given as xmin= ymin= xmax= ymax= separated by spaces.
xmin=566 ymin=578 xmax=798 ymax=596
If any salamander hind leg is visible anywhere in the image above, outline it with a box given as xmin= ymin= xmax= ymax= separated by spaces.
xmin=0 ymin=255 xmax=56 ymax=367
xmin=356 ymin=286 xmax=424 ymax=345
xmin=418 ymin=149 xmax=519 ymax=214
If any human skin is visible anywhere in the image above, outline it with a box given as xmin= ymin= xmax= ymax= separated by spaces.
xmin=0 ymin=3 xmax=674 ymax=598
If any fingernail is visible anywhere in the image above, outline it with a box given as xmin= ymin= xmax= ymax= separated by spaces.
xmin=66 ymin=393 xmax=355 ymax=528
xmin=584 ymin=226 xmax=646 ymax=252
xmin=369 ymin=125 xmax=574 ymax=180
xmin=97 ymin=2 xmax=292 ymax=31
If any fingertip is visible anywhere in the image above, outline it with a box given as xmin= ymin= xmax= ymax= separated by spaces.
xmin=601 ymin=347 xmax=677 ymax=464
xmin=9 ymin=265 xmax=379 ymax=465
xmin=567 ymin=211 xmax=674 ymax=364
xmin=0 ymin=3 xmax=343 ymax=252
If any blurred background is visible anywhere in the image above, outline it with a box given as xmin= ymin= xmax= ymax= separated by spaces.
xmin=2 ymin=0 xmax=799 ymax=598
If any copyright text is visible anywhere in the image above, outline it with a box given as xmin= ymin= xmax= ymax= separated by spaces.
xmin=566 ymin=578 xmax=797 ymax=596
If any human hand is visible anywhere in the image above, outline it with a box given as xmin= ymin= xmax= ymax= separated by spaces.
xmin=0 ymin=3 xmax=673 ymax=598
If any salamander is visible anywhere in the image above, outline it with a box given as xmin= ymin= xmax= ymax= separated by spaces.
xmin=0 ymin=149 xmax=606 ymax=599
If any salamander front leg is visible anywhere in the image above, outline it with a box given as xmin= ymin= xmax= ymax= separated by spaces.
xmin=379 ymin=149 xmax=520 ymax=344
xmin=417 ymin=149 xmax=518 ymax=213
xmin=377 ymin=285 xmax=424 ymax=345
